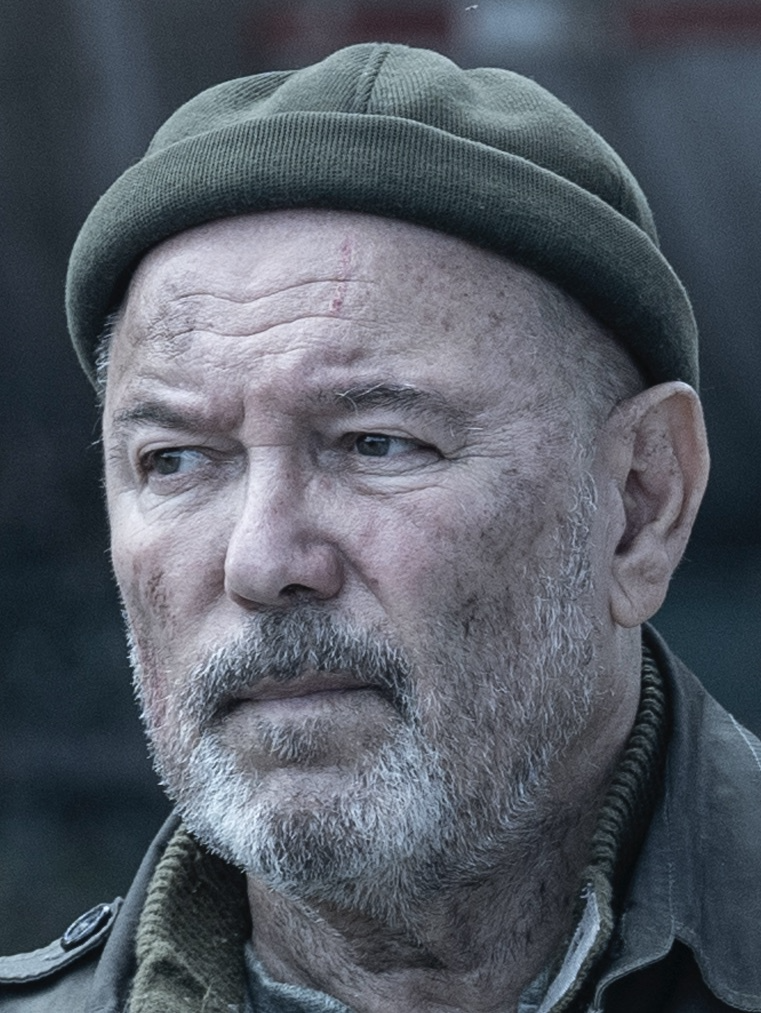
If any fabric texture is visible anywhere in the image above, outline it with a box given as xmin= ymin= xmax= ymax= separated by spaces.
xmin=126 ymin=832 xmax=249 ymax=1013
xmin=65 ymin=43 xmax=698 ymax=389
xmin=244 ymin=947 xmax=354 ymax=1013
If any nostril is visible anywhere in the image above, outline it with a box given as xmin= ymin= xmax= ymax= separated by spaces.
xmin=225 ymin=538 xmax=344 ymax=607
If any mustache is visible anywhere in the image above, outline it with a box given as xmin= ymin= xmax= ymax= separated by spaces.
xmin=178 ymin=610 xmax=415 ymax=727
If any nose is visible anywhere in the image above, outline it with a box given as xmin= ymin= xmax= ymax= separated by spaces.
xmin=223 ymin=459 xmax=344 ymax=609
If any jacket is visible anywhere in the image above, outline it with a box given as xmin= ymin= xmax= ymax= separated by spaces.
xmin=1 ymin=627 xmax=760 ymax=1011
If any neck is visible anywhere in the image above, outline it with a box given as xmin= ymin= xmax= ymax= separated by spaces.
xmin=246 ymin=637 xmax=644 ymax=1013
xmin=247 ymin=777 xmax=616 ymax=1013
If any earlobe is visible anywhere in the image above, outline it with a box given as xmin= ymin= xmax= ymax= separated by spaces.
xmin=606 ymin=382 xmax=709 ymax=628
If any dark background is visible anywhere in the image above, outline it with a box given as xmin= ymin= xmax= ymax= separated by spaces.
xmin=2 ymin=0 xmax=760 ymax=952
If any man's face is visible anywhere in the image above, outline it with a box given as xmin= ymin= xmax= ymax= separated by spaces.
xmin=104 ymin=210 xmax=621 ymax=913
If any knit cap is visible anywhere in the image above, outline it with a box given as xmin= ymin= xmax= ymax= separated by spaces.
xmin=66 ymin=42 xmax=698 ymax=388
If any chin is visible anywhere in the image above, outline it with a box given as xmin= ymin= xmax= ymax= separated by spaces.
xmin=164 ymin=725 xmax=459 ymax=916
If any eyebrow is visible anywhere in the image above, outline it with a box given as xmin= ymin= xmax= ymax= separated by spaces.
xmin=110 ymin=384 xmax=476 ymax=438
xmin=109 ymin=401 xmax=224 ymax=444
xmin=330 ymin=383 xmax=475 ymax=429
xmin=112 ymin=402 xmax=201 ymax=432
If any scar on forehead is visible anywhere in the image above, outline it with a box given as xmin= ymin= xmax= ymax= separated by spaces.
xmin=329 ymin=236 xmax=354 ymax=317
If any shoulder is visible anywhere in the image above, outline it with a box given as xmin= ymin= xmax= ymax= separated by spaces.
xmin=0 ymin=901 xmax=120 ymax=1011
xmin=0 ymin=814 xmax=181 ymax=1013
xmin=627 ymin=627 xmax=761 ymax=1010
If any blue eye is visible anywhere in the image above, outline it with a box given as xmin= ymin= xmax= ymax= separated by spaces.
xmin=355 ymin=434 xmax=394 ymax=457
xmin=146 ymin=448 xmax=206 ymax=476
xmin=351 ymin=434 xmax=440 ymax=465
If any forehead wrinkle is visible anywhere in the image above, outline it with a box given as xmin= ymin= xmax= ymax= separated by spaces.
xmin=168 ymin=275 xmax=361 ymax=307
xmin=125 ymin=278 xmax=374 ymax=359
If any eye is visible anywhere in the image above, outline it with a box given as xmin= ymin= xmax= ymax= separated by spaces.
xmin=354 ymin=434 xmax=417 ymax=457
xmin=142 ymin=448 xmax=207 ymax=477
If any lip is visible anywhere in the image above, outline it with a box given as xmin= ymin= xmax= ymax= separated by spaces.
xmin=222 ymin=672 xmax=377 ymax=711
xmin=246 ymin=685 xmax=375 ymax=710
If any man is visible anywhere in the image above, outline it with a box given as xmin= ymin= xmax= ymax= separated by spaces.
xmin=1 ymin=42 xmax=759 ymax=1013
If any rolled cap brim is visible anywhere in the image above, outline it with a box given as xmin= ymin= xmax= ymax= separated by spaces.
xmin=66 ymin=43 xmax=698 ymax=389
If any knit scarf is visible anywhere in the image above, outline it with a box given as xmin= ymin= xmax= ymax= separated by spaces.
xmin=127 ymin=645 xmax=668 ymax=1013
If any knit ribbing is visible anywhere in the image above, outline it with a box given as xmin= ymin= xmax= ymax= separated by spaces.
xmin=547 ymin=640 xmax=669 ymax=1013
xmin=127 ymin=831 xmax=250 ymax=1013
xmin=590 ymin=643 xmax=669 ymax=888
xmin=66 ymin=43 xmax=698 ymax=390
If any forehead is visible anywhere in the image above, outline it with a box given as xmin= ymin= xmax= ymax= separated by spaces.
xmin=108 ymin=210 xmax=559 ymax=408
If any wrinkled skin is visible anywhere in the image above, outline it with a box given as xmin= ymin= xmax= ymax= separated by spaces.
xmin=103 ymin=210 xmax=707 ymax=1013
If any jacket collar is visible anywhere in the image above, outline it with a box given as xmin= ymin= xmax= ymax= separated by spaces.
xmin=597 ymin=624 xmax=761 ymax=1009
xmin=88 ymin=627 xmax=761 ymax=1011
xmin=86 ymin=811 xmax=180 ymax=1012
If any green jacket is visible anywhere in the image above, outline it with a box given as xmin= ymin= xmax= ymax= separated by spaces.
xmin=1 ymin=627 xmax=760 ymax=1012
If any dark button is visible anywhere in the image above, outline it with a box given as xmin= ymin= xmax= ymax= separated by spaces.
xmin=61 ymin=903 xmax=113 ymax=951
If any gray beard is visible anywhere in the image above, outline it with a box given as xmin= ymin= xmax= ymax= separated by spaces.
xmin=130 ymin=473 xmax=600 ymax=924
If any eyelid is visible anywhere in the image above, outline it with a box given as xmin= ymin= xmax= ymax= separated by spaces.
xmin=344 ymin=432 xmax=444 ymax=470
xmin=138 ymin=445 xmax=201 ymax=474
xmin=134 ymin=444 xmax=230 ymax=492
xmin=347 ymin=431 xmax=430 ymax=448
xmin=134 ymin=432 xmax=235 ymax=464
xmin=328 ymin=405 xmax=460 ymax=453
xmin=144 ymin=445 xmax=203 ymax=462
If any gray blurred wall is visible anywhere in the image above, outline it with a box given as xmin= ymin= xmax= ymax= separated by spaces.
xmin=1 ymin=0 xmax=760 ymax=953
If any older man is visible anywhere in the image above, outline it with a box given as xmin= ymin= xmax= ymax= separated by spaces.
xmin=1 ymin=42 xmax=759 ymax=1013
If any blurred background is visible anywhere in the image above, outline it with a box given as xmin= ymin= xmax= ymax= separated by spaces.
xmin=1 ymin=0 xmax=760 ymax=953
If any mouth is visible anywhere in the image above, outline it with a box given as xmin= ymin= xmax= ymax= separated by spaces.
xmin=215 ymin=672 xmax=386 ymax=720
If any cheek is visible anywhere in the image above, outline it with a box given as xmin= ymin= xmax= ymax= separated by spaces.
xmin=110 ymin=507 xmax=229 ymax=669
xmin=112 ymin=529 xmax=219 ymax=736
xmin=114 ymin=544 xmax=172 ymax=639
xmin=348 ymin=479 xmax=540 ymax=632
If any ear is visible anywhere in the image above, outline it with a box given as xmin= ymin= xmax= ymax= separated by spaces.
xmin=601 ymin=382 xmax=709 ymax=628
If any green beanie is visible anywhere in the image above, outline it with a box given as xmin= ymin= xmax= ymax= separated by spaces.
xmin=66 ymin=42 xmax=698 ymax=388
